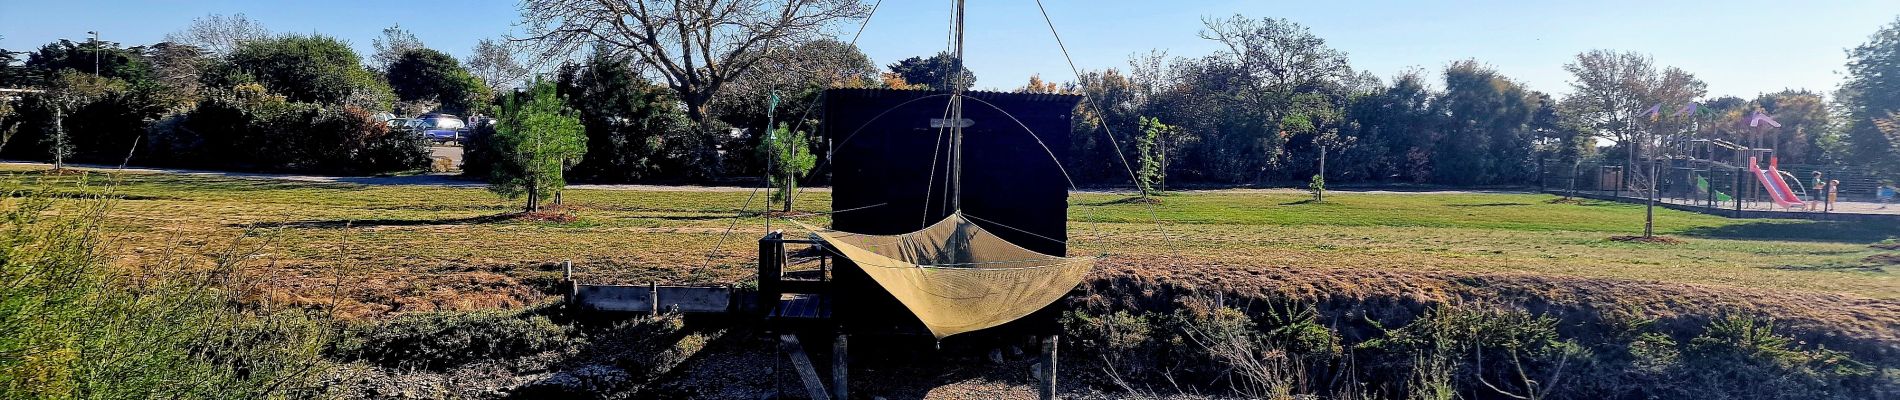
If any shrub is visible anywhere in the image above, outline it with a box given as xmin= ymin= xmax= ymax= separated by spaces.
xmin=1358 ymin=307 xmax=1585 ymax=399
xmin=330 ymin=307 xmax=571 ymax=371
xmin=1061 ymin=310 xmax=1159 ymax=385
xmin=220 ymin=34 xmax=390 ymax=107
xmin=148 ymin=85 xmax=429 ymax=174
xmin=0 ymin=178 xmax=333 ymax=399
xmin=1670 ymin=315 xmax=1875 ymax=399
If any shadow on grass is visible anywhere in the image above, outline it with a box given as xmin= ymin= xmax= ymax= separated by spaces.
xmin=1448 ymin=202 xmax=1534 ymax=207
xmin=1079 ymin=196 xmax=1164 ymax=206
xmin=1766 ymin=262 xmax=1888 ymax=273
xmin=642 ymin=214 xmax=734 ymax=221
xmin=1676 ymin=220 xmax=1900 ymax=244
xmin=240 ymin=213 xmax=517 ymax=229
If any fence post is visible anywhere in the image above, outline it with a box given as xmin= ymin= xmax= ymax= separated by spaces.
xmin=1613 ymin=164 xmax=1622 ymax=199
xmin=1734 ymin=167 xmax=1743 ymax=216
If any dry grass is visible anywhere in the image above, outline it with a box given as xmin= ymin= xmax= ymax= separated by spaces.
xmin=7 ymin=166 xmax=1897 ymax=325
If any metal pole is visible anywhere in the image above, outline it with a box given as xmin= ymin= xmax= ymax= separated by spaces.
xmin=1645 ymin=158 xmax=1657 ymax=237
xmin=90 ymin=31 xmax=99 ymax=77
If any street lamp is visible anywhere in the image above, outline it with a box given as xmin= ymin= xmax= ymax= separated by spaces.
xmin=87 ymin=31 xmax=99 ymax=77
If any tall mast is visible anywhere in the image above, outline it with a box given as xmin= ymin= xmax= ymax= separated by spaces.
xmin=949 ymin=0 xmax=967 ymax=212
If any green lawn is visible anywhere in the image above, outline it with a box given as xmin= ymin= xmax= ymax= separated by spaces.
xmin=7 ymin=167 xmax=1896 ymax=319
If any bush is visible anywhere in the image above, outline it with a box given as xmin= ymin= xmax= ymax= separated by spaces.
xmin=330 ymin=308 xmax=571 ymax=371
xmin=147 ymin=85 xmax=429 ymax=174
xmin=0 ymin=178 xmax=333 ymax=399
xmin=1061 ymin=296 xmax=1897 ymax=399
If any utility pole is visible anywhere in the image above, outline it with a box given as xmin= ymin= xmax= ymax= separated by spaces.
xmin=88 ymin=31 xmax=99 ymax=77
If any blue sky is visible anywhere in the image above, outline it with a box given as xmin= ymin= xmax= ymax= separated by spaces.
xmin=5 ymin=0 xmax=1899 ymax=98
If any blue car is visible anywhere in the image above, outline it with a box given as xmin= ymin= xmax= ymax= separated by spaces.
xmin=412 ymin=115 xmax=468 ymax=145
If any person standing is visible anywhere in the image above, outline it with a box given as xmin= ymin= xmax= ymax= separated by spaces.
xmin=1807 ymin=171 xmax=1826 ymax=211
xmin=1879 ymin=180 xmax=1896 ymax=210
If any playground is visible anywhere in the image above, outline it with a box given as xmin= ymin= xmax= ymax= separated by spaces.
xmin=1545 ymin=107 xmax=1900 ymax=220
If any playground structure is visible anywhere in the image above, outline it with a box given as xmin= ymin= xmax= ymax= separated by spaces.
xmin=1545 ymin=106 xmax=1891 ymax=215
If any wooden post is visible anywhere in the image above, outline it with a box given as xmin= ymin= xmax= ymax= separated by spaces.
xmin=831 ymin=334 xmax=848 ymax=400
xmin=779 ymin=334 xmax=831 ymax=400
xmin=759 ymin=232 xmax=783 ymax=310
xmin=1038 ymin=335 xmax=1058 ymax=400
xmin=563 ymin=260 xmax=576 ymax=303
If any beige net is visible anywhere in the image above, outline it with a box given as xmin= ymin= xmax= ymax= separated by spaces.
xmin=794 ymin=213 xmax=1094 ymax=339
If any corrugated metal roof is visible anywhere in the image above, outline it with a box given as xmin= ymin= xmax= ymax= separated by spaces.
xmin=825 ymin=87 xmax=1082 ymax=104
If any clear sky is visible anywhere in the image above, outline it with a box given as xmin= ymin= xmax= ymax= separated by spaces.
xmin=5 ymin=0 xmax=1899 ymax=98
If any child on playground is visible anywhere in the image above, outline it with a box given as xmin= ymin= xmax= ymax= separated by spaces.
xmin=1808 ymin=171 xmax=1826 ymax=211
xmin=1880 ymin=180 xmax=1896 ymax=209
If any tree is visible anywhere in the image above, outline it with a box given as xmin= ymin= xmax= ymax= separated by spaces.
xmin=1434 ymin=60 xmax=1535 ymax=185
xmin=0 ymin=36 xmax=30 ymax=88
xmin=1281 ymin=92 xmax=1347 ymax=199
xmin=1019 ymin=74 xmax=1062 ymax=94
xmin=711 ymin=38 xmax=876 ymax=176
xmin=1070 ymin=68 xmax=1144 ymax=184
xmin=370 ymin=25 xmax=425 ymax=71
xmin=1339 ymin=70 xmax=1436 ymax=182
xmin=1199 ymin=15 xmax=1350 ymax=90
xmin=385 ymin=48 xmax=489 ymax=115
xmin=22 ymin=39 xmax=151 ymax=86
xmin=517 ymin=0 xmax=870 ymax=125
xmin=555 ymin=50 xmax=693 ymax=182
xmin=143 ymin=42 xmax=207 ymax=109
xmin=222 ymin=35 xmax=391 ymax=108
xmin=164 ymin=13 xmax=270 ymax=58
xmin=1135 ymin=116 xmax=1175 ymax=197
xmin=488 ymin=80 xmax=585 ymax=212
xmin=1561 ymin=50 xmax=1704 ymax=164
xmin=465 ymin=38 xmax=527 ymax=91
xmin=886 ymin=52 xmax=975 ymax=91
xmin=1838 ymin=16 xmax=1900 ymax=176
xmin=1163 ymin=15 xmax=1353 ymax=184
xmin=762 ymin=122 xmax=815 ymax=212
xmin=40 ymin=72 xmax=131 ymax=168
xmin=0 ymin=91 xmax=18 ymax=154
xmin=1755 ymin=90 xmax=1832 ymax=164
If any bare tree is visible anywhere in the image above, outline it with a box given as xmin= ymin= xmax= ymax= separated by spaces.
xmin=145 ymin=42 xmax=206 ymax=107
xmin=1562 ymin=50 xmax=1705 ymax=154
xmin=465 ymin=38 xmax=529 ymax=91
xmin=164 ymin=13 xmax=271 ymax=58
xmin=517 ymin=0 xmax=870 ymax=124
xmin=371 ymin=25 xmax=425 ymax=71
xmin=1199 ymin=15 xmax=1351 ymax=89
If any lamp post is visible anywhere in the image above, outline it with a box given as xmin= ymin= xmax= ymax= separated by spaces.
xmin=87 ymin=31 xmax=99 ymax=77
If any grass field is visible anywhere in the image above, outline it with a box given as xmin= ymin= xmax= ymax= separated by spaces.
xmin=7 ymin=166 xmax=1897 ymax=322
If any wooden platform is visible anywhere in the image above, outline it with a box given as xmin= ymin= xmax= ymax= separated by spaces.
xmin=769 ymin=293 xmax=831 ymax=321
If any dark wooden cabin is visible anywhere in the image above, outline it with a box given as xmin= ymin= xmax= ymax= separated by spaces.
xmin=822 ymin=88 xmax=1084 ymax=337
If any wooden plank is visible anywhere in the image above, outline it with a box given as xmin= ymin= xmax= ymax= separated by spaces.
xmin=779 ymin=334 xmax=831 ymax=400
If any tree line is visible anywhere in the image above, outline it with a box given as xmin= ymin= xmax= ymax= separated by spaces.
xmin=2 ymin=7 xmax=1898 ymax=188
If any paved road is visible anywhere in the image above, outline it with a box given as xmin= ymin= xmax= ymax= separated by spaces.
xmin=430 ymin=145 xmax=462 ymax=169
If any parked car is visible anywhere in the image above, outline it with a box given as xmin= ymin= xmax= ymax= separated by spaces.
xmin=411 ymin=114 xmax=469 ymax=145
xmin=384 ymin=117 xmax=412 ymax=130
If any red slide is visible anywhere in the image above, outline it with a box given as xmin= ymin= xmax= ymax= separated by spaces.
xmin=1748 ymin=156 xmax=1805 ymax=208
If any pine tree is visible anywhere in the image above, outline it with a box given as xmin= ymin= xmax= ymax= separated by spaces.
xmin=1135 ymin=117 xmax=1173 ymax=197
xmin=487 ymin=80 xmax=586 ymax=212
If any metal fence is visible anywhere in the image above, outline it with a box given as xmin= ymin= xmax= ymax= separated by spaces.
xmin=1540 ymin=159 xmax=1889 ymax=212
